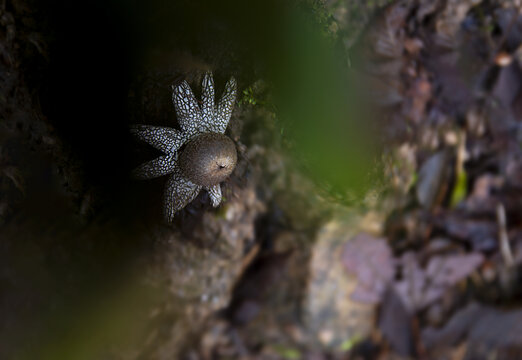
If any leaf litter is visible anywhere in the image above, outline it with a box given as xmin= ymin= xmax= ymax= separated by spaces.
xmin=343 ymin=0 xmax=522 ymax=358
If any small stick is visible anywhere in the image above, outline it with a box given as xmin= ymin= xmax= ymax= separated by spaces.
xmin=496 ymin=203 xmax=514 ymax=267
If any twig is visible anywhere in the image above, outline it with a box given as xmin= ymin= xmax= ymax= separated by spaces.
xmin=496 ymin=203 xmax=514 ymax=267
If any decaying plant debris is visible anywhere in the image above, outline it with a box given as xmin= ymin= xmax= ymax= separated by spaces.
xmin=2 ymin=0 xmax=522 ymax=359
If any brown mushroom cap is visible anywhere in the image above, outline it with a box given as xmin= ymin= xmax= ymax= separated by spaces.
xmin=179 ymin=133 xmax=237 ymax=187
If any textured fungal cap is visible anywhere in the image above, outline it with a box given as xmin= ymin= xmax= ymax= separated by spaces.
xmin=179 ymin=133 xmax=237 ymax=187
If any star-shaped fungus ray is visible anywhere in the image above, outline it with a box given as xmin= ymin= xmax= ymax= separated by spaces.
xmin=215 ymin=77 xmax=237 ymax=134
xmin=201 ymin=72 xmax=215 ymax=128
xmin=132 ymin=154 xmax=177 ymax=180
xmin=172 ymin=80 xmax=203 ymax=137
xmin=130 ymin=125 xmax=185 ymax=154
xmin=172 ymin=73 xmax=237 ymax=135
xmin=163 ymin=167 xmax=202 ymax=222
xmin=205 ymin=184 xmax=222 ymax=207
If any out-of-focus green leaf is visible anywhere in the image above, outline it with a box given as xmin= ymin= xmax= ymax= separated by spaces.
xmin=273 ymin=8 xmax=377 ymax=198
xmin=272 ymin=344 xmax=301 ymax=360
xmin=451 ymin=167 xmax=467 ymax=207
xmin=339 ymin=335 xmax=361 ymax=352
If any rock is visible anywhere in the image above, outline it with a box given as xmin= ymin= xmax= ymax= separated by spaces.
xmin=303 ymin=212 xmax=381 ymax=350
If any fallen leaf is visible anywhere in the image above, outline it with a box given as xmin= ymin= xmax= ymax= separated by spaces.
xmin=426 ymin=253 xmax=484 ymax=287
xmin=394 ymin=252 xmax=483 ymax=312
xmin=416 ymin=150 xmax=452 ymax=209
xmin=378 ymin=287 xmax=413 ymax=356
xmin=423 ymin=302 xmax=522 ymax=357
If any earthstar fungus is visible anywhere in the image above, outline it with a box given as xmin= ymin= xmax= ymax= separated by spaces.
xmin=131 ymin=72 xmax=238 ymax=222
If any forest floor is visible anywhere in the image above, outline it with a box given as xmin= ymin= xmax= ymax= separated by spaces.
xmin=1 ymin=0 xmax=522 ymax=359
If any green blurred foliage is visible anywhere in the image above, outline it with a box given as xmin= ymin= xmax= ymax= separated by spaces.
xmin=339 ymin=335 xmax=361 ymax=352
xmin=239 ymin=86 xmax=263 ymax=106
xmin=272 ymin=344 xmax=302 ymax=359
xmin=271 ymin=5 xmax=377 ymax=198
xmin=450 ymin=169 xmax=468 ymax=207
xmin=35 ymin=280 xmax=159 ymax=360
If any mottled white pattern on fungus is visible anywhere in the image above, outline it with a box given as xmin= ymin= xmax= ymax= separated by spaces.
xmin=131 ymin=72 xmax=237 ymax=222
